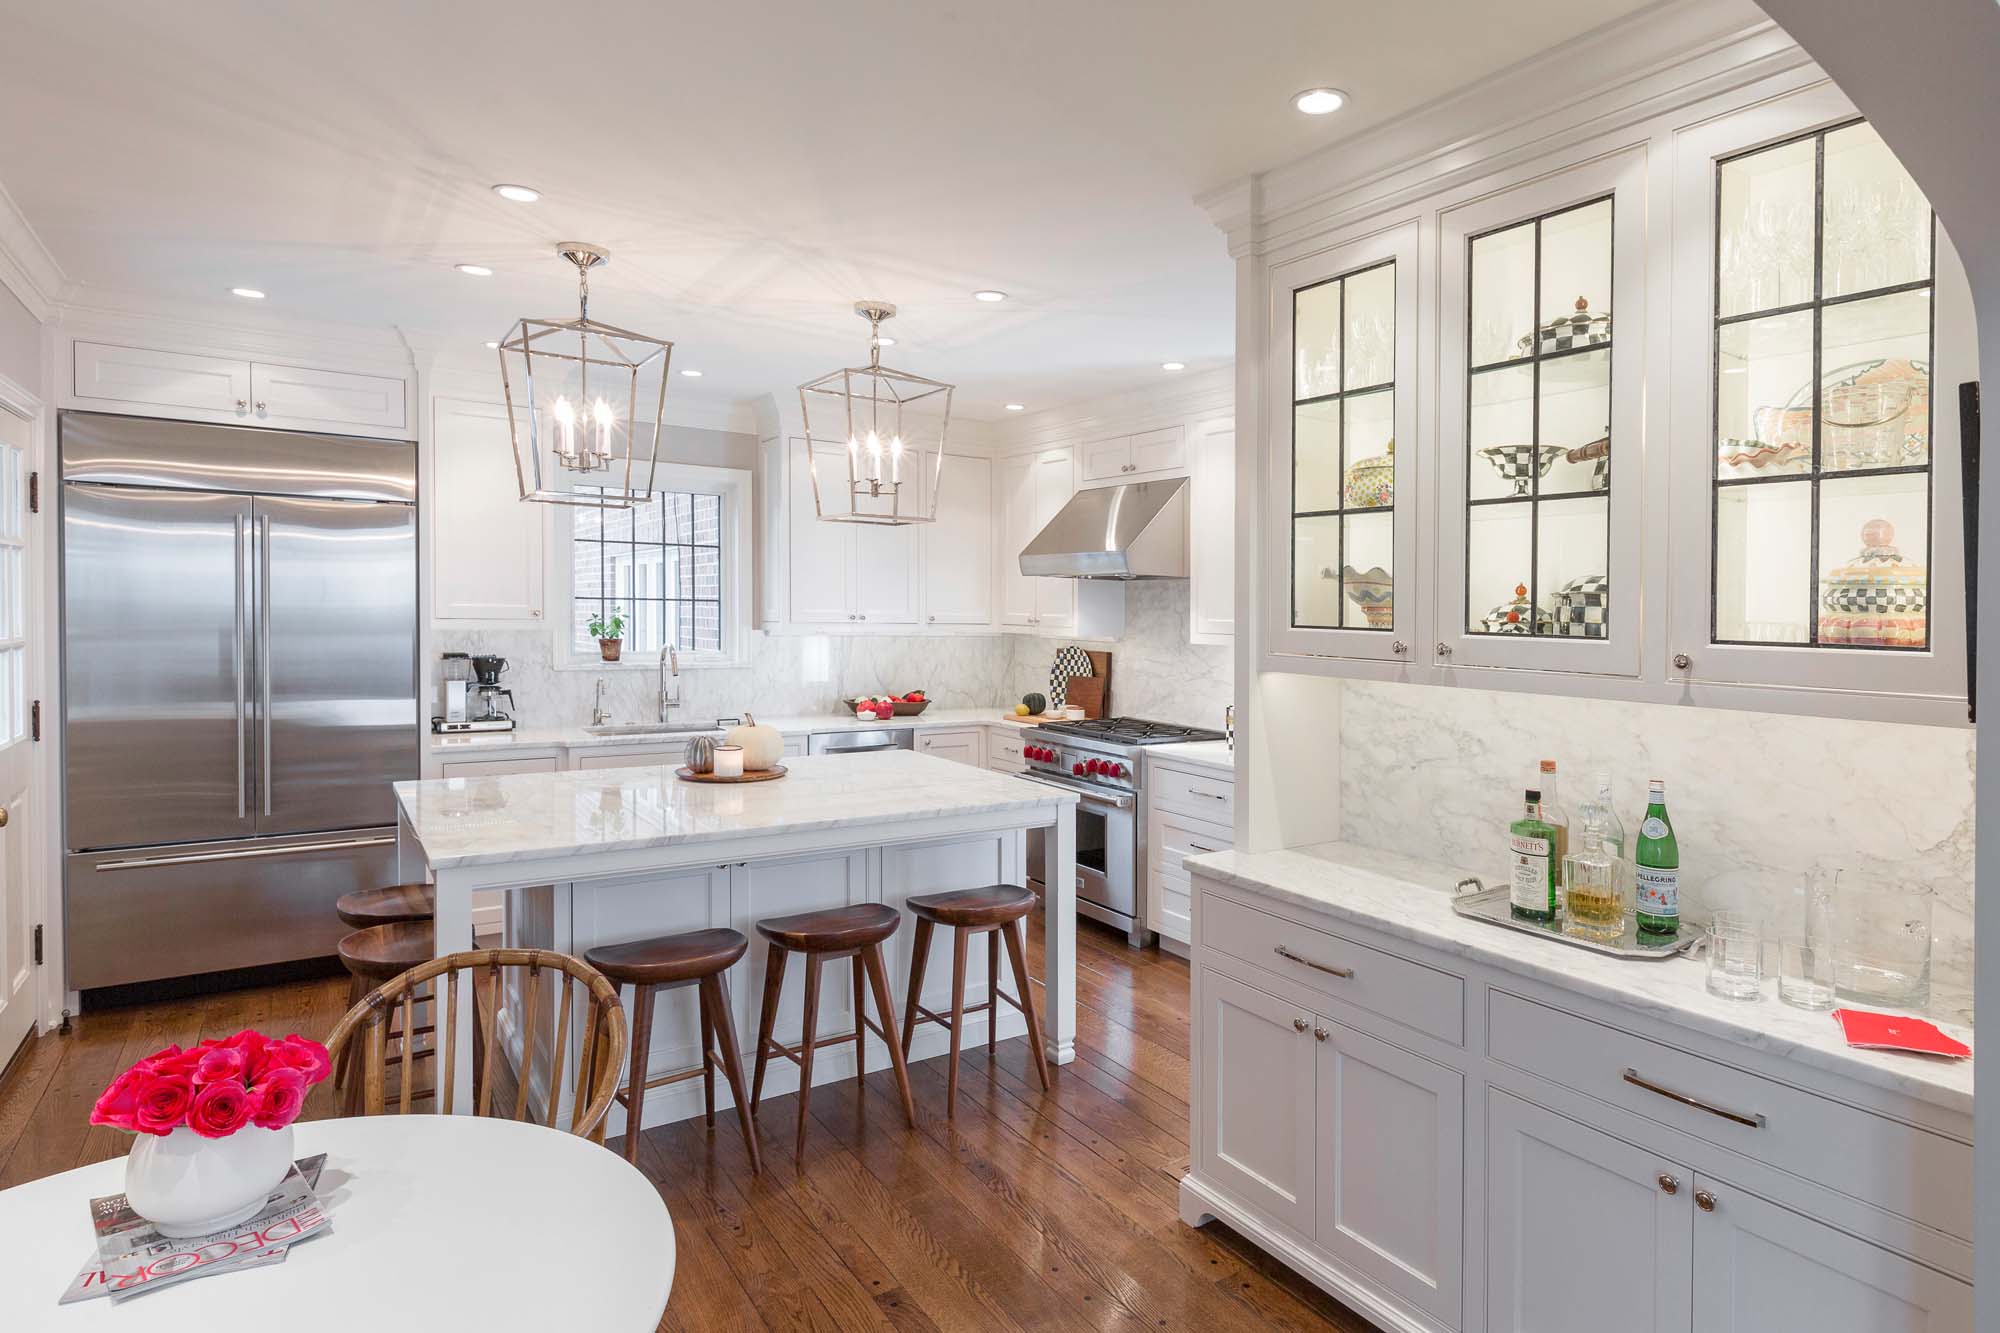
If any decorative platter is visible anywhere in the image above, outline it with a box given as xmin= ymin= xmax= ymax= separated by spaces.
xmin=675 ymin=764 xmax=788 ymax=784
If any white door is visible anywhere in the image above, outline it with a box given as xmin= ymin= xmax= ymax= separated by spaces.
xmin=1032 ymin=448 xmax=1076 ymax=632
xmin=1315 ymin=1013 xmax=1463 ymax=1326
xmin=998 ymin=455 xmax=1038 ymax=628
xmin=1197 ymin=969 xmax=1318 ymax=1238
xmin=1080 ymin=435 xmax=1130 ymax=482
xmin=0 ymin=405 xmax=36 ymax=1068
xmin=431 ymin=398 xmax=543 ymax=622
xmin=1128 ymin=426 xmax=1186 ymax=475
xmin=787 ymin=439 xmax=855 ymax=624
xmin=851 ymin=521 xmax=919 ymax=625
xmin=921 ymin=454 xmax=994 ymax=626
xmin=1690 ymin=1178 xmax=1971 ymax=1332
xmin=1486 ymin=1088 xmax=1693 ymax=1333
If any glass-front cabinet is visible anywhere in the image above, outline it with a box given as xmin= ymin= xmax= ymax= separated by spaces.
xmin=1437 ymin=148 xmax=1648 ymax=676
xmin=1266 ymin=222 xmax=1419 ymax=664
xmin=1669 ymin=86 xmax=1972 ymax=710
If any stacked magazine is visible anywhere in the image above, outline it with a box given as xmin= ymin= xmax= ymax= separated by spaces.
xmin=60 ymin=1154 xmax=334 ymax=1305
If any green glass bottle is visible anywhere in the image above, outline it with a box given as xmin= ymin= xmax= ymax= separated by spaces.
xmin=1634 ymin=778 xmax=1679 ymax=937
xmin=1508 ymin=789 xmax=1557 ymax=922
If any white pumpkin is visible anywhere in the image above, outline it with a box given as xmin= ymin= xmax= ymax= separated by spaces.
xmin=726 ymin=712 xmax=785 ymax=771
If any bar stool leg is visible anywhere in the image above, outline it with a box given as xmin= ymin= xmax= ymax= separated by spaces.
xmin=986 ymin=928 xmax=1000 ymax=1057
xmin=621 ymin=983 xmax=656 ymax=1165
xmin=946 ymin=929 xmax=968 ymax=1117
xmin=795 ymin=954 xmax=824 ymax=1162
xmin=861 ymin=942 xmax=918 ymax=1128
xmin=851 ymin=957 xmax=867 ymax=1081
xmin=1003 ymin=918 xmax=1052 ymax=1092
xmin=701 ymin=973 xmax=761 ymax=1174
xmin=698 ymin=982 xmax=716 ymax=1128
xmin=901 ymin=918 xmax=934 ymax=1057
xmin=751 ymin=942 xmax=787 ymax=1114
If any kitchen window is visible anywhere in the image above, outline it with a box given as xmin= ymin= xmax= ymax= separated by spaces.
xmin=559 ymin=463 xmax=751 ymax=667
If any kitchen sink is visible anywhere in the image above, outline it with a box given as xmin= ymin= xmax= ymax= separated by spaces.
xmin=582 ymin=722 xmax=722 ymax=738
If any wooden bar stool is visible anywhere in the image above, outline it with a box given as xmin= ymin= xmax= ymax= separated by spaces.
xmin=900 ymin=884 xmax=1050 ymax=1118
xmin=750 ymin=903 xmax=917 ymax=1162
xmin=335 ymin=882 xmax=435 ymax=930
xmin=335 ymin=920 xmax=436 ymax=1109
xmin=583 ymin=928 xmax=761 ymax=1172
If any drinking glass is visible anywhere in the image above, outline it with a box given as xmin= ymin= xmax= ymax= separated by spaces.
xmin=1833 ymin=875 xmax=1933 ymax=1012
xmin=1705 ymin=911 xmax=1765 ymax=1001
xmin=1777 ymin=867 xmax=1837 ymax=1011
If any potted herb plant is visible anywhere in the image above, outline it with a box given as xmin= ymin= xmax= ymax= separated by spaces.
xmin=589 ymin=606 xmax=626 ymax=661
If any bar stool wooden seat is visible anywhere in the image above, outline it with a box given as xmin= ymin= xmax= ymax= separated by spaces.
xmin=335 ymin=882 xmax=435 ymax=930
xmin=335 ymin=921 xmax=436 ymax=1107
xmin=583 ymin=928 xmax=761 ymax=1172
xmin=750 ymin=903 xmax=917 ymax=1162
xmin=901 ymin=884 xmax=1050 ymax=1118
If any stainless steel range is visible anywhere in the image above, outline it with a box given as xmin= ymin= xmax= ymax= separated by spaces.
xmin=1020 ymin=716 xmax=1226 ymax=946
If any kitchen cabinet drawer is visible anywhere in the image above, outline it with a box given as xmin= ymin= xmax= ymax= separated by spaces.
xmin=986 ymin=727 xmax=1026 ymax=771
xmin=440 ymin=755 xmax=560 ymax=779
xmin=1150 ymin=762 xmax=1234 ymax=822
xmin=572 ymin=748 xmax=682 ymax=771
xmin=1149 ymin=867 xmax=1192 ymax=942
xmin=1203 ymin=893 xmax=1463 ymax=1047
xmin=1149 ymin=807 xmax=1232 ymax=878
xmin=1487 ymin=990 xmax=1972 ymax=1241
xmin=916 ymin=727 xmax=983 ymax=767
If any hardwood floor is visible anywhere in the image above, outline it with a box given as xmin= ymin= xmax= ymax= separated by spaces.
xmin=0 ymin=917 xmax=1369 ymax=1330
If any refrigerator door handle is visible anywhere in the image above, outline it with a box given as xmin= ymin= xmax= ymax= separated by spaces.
xmin=91 ymin=833 xmax=396 ymax=872
xmin=233 ymin=514 xmax=248 ymax=820
xmin=258 ymin=513 xmax=273 ymax=817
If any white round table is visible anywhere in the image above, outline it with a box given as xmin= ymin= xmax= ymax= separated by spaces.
xmin=0 ymin=1116 xmax=675 ymax=1328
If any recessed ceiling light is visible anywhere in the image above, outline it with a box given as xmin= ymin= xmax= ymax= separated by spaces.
xmin=873 ymin=335 xmax=896 ymax=347
xmin=973 ymin=290 xmax=1007 ymax=303
xmin=491 ymin=183 xmax=540 ymax=203
xmin=1004 ymin=403 xmax=1026 ymax=412
xmin=680 ymin=368 xmax=703 ymax=377
xmin=455 ymin=263 xmax=494 ymax=277
xmin=230 ymin=287 xmax=266 ymax=300
xmin=1293 ymin=87 xmax=1347 ymax=115
xmin=1161 ymin=361 xmax=1186 ymax=371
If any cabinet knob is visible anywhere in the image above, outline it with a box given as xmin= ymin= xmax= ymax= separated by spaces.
xmin=1673 ymin=653 xmax=1692 ymax=671
xmin=1313 ymin=1026 xmax=1329 ymax=1042
xmin=1292 ymin=1018 xmax=1308 ymax=1033
xmin=1391 ymin=640 xmax=1408 ymax=655
xmin=858 ymin=614 xmax=867 ymax=620
xmin=1435 ymin=642 xmax=1452 ymax=658
xmin=1657 ymin=1173 xmax=1679 ymax=1195
xmin=1694 ymin=1190 xmax=1717 ymax=1213
xmin=235 ymin=398 xmax=248 ymax=410
xmin=927 ymin=615 xmax=936 ymax=622
xmin=254 ymin=401 xmax=267 ymax=413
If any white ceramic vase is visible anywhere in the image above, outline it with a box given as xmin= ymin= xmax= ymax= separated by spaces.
xmin=123 ymin=1122 xmax=294 ymax=1238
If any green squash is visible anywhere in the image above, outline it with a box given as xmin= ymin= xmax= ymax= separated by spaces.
xmin=1022 ymin=692 xmax=1047 ymax=716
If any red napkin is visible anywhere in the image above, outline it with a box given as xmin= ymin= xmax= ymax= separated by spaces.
xmin=1831 ymin=1008 xmax=1971 ymax=1059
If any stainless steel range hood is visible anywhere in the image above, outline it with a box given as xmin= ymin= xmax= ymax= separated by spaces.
xmin=1019 ymin=477 xmax=1188 ymax=579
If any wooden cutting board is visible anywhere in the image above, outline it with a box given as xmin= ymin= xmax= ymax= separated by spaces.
xmin=1065 ymin=676 xmax=1106 ymax=720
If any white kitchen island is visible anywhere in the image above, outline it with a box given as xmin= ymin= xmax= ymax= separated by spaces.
xmin=392 ymin=750 xmax=1076 ymax=1136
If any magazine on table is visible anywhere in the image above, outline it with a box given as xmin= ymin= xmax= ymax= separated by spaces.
xmin=60 ymin=1153 xmax=331 ymax=1305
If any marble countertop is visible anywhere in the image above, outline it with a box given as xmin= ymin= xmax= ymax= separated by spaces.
xmin=1144 ymin=739 xmax=1234 ymax=775
xmin=396 ymin=749 xmax=1072 ymax=870
xmin=1184 ymin=840 xmax=1973 ymax=1116
xmin=428 ymin=707 xmax=1022 ymax=755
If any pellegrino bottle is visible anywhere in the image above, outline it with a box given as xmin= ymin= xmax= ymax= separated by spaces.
xmin=1634 ymin=779 xmax=1680 ymax=937
xmin=1509 ymin=789 xmax=1558 ymax=921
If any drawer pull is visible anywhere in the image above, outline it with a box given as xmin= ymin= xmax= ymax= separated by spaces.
xmin=1192 ymin=789 xmax=1227 ymax=801
xmin=1188 ymin=843 xmax=1218 ymax=854
xmin=1622 ymin=1068 xmax=1766 ymax=1128
xmin=1273 ymin=944 xmax=1354 ymax=979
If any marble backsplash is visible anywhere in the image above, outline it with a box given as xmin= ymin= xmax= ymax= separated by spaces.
xmin=1004 ymin=580 xmax=1234 ymax=730
xmin=1337 ymin=679 xmax=1976 ymax=1005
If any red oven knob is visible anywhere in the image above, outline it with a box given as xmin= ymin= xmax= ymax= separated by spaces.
xmin=1072 ymin=762 xmax=1086 ymax=776
xmin=1112 ymin=762 xmax=1128 ymax=778
xmin=1026 ymin=746 xmax=1039 ymax=761
xmin=1083 ymin=759 xmax=1100 ymax=775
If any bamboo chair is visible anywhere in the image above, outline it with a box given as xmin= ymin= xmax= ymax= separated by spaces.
xmin=325 ymin=947 xmax=628 ymax=1143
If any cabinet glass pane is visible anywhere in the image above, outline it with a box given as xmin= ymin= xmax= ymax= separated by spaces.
xmin=1717 ymin=481 xmax=1812 ymax=643
xmin=1344 ymin=263 xmax=1396 ymax=391
xmin=1296 ymin=281 xmax=1342 ymax=399
xmin=1821 ymin=289 xmax=1931 ymax=471
xmin=1295 ymin=401 xmax=1343 ymax=512
xmin=1719 ymin=136 xmax=1815 ymax=318
xmin=1823 ymin=122 xmax=1932 ymax=299
xmin=1710 ymin=120 xmax=1935 ymax=651
xmin=1291 ymin=259 xmax=1397 ymax=633
xmin=1465 ymin=195 xmax=1614 ymax=638
xmin=1718 ymin=311 xmax=1814 ymax=479
xmin=1294 ymin=515 xmax=1343 ymax=629
xmin=1343 ymin=512 xmax=1394 ymax=629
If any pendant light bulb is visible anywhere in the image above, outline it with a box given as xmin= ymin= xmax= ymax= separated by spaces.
xmin=551 ymin=395 xmax=577 ymax=460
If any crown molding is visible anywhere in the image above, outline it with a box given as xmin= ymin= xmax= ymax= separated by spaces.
xmin=54 ymin=286 xmax=416 ymax=371
xmin=0 ymin=176 xmax=65 ymax=320
xmin=987 ymin=364 xmax=1233 ymax=454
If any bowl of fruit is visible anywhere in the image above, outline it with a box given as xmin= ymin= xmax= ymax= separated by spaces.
xmin=843 ymin=691 xmax=929 ymax=719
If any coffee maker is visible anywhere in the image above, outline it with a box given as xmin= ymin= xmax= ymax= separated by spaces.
xmin=431 ymin=652 xmax=516 ymax=733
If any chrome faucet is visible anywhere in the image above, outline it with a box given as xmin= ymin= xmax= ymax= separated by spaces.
xmin=591 ymin=678 xmax=612 ymax=727
xmin=658 ymin=646 xmax=680 ymax=723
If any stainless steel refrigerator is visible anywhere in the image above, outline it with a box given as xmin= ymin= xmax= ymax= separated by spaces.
xmin=60 ymin=412 xmax=418 ymax=989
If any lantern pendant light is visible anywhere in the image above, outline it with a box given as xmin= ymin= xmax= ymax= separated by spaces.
xmin=797 ymin=301 xmax=952 ymax=525
xmin=497 ymin=242 xmax=673 ymax=508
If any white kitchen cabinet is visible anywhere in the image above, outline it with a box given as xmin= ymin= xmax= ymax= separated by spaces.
xmin=1189 ymin=421 xmax=1235 ymax=644
xmin=985 ymin=725 xmax=1026 ymax=774
xmin=916 ymin=728 xmax=983 ymax=767
xmin=74 ymin=342 xmax=252 ymax=418
xmin=1197 ymin=969 xmax=1319 ymax=1238
xmin=1145 ymin=757 xmax=1235 ymax=946
xmin=785 ymin=438 xmax=918 ymax=627
xmin=250 ymin=361 xmax=407 ymax=433
xmin=1080 ymin=425 xmax=1186 ymax=484
xmin=1486 ymin=1088 xmax=1692 ymax=1333
xmin=920 ymin=453 xmax=993 ymax=626
xmin=852 ymin=520 xmax=920 ymax=625
xmin=431 ymin=397 xmax=544 ymax=623
xmin=998 ymin=446 xmax=1078 ymax=632
xmin=72 ymin=341 xmax=409 ymax=438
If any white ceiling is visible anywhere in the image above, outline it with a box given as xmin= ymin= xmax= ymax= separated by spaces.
xmin=0 ymin=0 xmax=1652 ymax=420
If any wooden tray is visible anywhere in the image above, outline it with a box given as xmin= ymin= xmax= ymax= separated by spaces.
xmin=675 ymin=764 xmax=788 ymax=784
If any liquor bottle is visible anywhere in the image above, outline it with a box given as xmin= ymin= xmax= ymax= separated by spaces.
xmin=1634 ymin=778 xmax=1679 ymax=937
xmin=1537 ymin=760 xmax=1570 ymax=867
xmin=1509 ymin=789 xmax=1557 ymax=922
xmin=1589 ymin=771 xmax=1626 ymax=863
xmin=1562 ymin=802 xmax=1624 ymax=943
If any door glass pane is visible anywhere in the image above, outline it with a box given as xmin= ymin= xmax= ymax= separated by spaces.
xmin=1467 ymin=505 xmax=1534 ymax=635
xmin=1290 ymin=259 xmax=1396 ymax=632
xmin=1710 ymin=120 xmax=1935 ymax=650
xmin=1540 ymin=200 xmax=1613 ymax=333
xmin=1538 ymin=496 xmax=1610 ymax=639
xmin=1539 ymin=350 xmax=1611 ymax=497
xmin=1470 ymin=222 xmax=1535 ymax=366
xmin=1470 ymin=365 xmax=1536 ymax=502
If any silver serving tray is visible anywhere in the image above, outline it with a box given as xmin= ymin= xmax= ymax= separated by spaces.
xmin=1450 ymin=879 xmax=1703 ymax=961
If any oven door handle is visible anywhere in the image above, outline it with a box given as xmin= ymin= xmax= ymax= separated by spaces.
xmin=1020 ymin=772 xmax=1136 ymax=811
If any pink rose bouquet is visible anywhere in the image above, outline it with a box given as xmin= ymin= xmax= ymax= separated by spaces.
xmin=91 ymin=1030 xmax=331 ymax=1138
